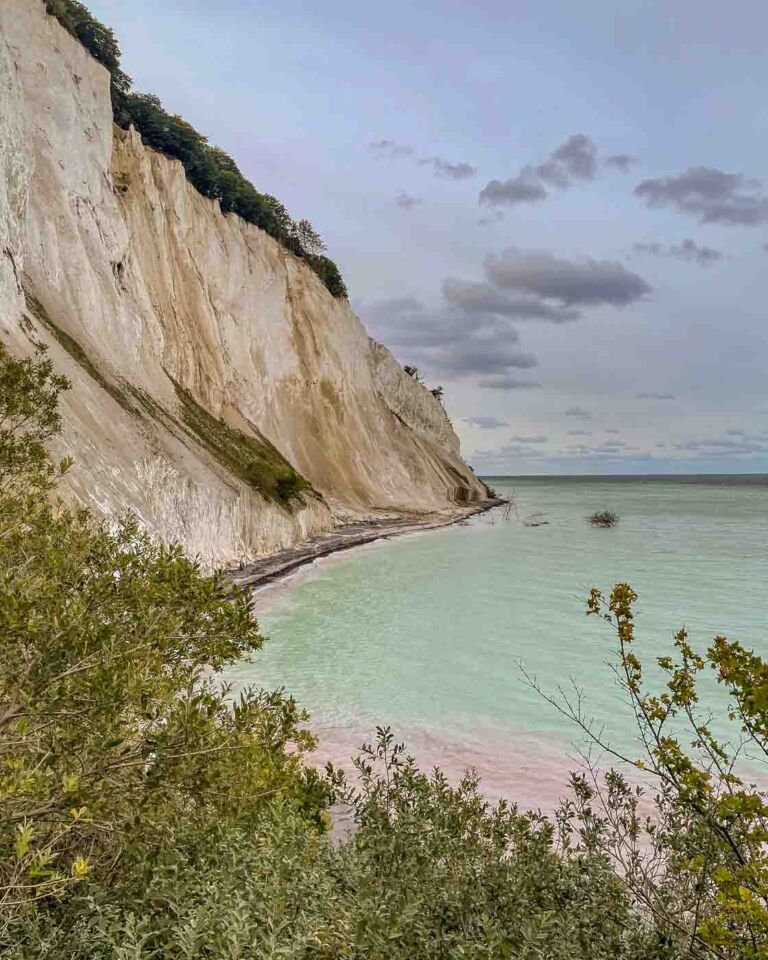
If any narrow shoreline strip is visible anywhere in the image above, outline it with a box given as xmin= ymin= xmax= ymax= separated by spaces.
xmin=229 ymin=498 xmax=505 ymax=592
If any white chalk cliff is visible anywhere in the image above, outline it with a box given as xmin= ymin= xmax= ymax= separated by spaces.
xmin=0 ymin=0 xmax=487 ymax=567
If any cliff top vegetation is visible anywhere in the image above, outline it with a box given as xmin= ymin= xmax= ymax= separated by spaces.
xmin=43 ymin=0 xmax=348 ymax=299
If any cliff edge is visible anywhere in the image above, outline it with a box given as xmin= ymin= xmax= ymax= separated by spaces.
xmin=0 ymin=0 xmax=487 ymax=566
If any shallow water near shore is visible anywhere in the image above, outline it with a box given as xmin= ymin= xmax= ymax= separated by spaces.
xmin=227 ymin=476 xmax=768 ymax=808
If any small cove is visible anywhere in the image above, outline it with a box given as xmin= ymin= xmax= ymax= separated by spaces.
xmin=227 ymin=475 xmax=768 ymax=806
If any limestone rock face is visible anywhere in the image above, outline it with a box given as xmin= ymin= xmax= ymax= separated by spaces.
xmin=0 ymin=0 xmax=487 ymax=567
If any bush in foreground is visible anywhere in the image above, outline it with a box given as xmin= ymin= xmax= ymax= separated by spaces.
xmin=583 ymin=584 xmax=768 ymax=957
xmin=13 ymin=731 xmax=668 ymax=960
xmin=532 ymin=584 xmax=768 ymax=958
xmin=0 ymin=343 xmax=326 ymax=944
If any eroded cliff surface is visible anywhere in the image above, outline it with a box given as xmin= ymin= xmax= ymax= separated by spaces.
xmin=0 ymin=0 xmax=487 ymax=566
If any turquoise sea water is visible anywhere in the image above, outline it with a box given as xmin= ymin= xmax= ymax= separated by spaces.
xmin=228 ymin=476 xmax=768 ymax=806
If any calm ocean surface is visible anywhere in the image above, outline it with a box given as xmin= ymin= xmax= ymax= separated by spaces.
xmin=228 ymin=476 xmax=768 ymax=807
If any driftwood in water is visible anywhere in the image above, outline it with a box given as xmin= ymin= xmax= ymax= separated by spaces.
xmin=500 ymin=496 xmax=549 ymax=528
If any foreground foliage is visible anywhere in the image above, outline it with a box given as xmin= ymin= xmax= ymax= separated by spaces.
xmin=3 ymin=341 xmax=767 ymax=957
xmin=0 ymin=343 xmax=325 ymax=942
xmin=43 ymin=0 xmax=347 ymax=298
xmin=12 ymin=733 xmax=670 ymax=960
xmin=582 ymin=584 xmax=768 ymax=957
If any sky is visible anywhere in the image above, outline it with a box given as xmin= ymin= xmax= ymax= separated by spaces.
xmin=87 ymin=0 xmax=768 ymax=474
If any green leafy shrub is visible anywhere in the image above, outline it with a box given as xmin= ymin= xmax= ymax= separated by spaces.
xmin=535 ymin=583 xmax=768 ymax=959
xmin=44 ymin=0 xmax=130 ymax=92
xmin=586 ymin=584 xmax=768 ymax=957
xmin=0 ymin=344 xmax=325 ymax=941
xmin=11 ymin=730 xmax=671 ymax=959
xmin=44 ymin=1 xmax=347 ymax=299
xmin=0 ymin=342 xmax=69 ymax=506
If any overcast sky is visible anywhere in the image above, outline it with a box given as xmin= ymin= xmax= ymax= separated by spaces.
xmin=88 ymin=0 xmax=768 ymax=474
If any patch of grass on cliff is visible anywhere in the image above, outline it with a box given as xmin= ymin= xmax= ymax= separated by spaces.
xmin=22 ymin=288 xmax=310 ymax=505
xmin=172 ymin=380 xmax=310 ymax=506
xmin=23 ymin=288 xmax=135 ymax=416
xmin=122 ymin=381 xmax=182 ymax=430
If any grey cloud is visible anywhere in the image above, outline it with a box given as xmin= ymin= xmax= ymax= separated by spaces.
xmin=564 ymin=405 xmax=592 ymax=419
xmin=637 ymin=391 xmax=676 ymax=400
xmin=364 ymin=296 xmax=423 ymax=318
xmin=473 ymin=440 xmax=548 ymax=461
xmin=478 ymin=210 xmax=505 ymax=227
xmin=479 ymin=173 xmax=548 ymax=208
xmin=479 ymin=133 xmax=622 ymax=208
xmin=385 ymin=308 xmax=523 ymax=350
xmin=361 ymin=296 xmax=538 ymax=383
xmin=420 ymin=156 xmax=477 ymax=180
xmin=672 ymin=435 xmax=768 ymax=457
xmin=442 ymin=278 xmax=579 ymax=322
xmin=363 ymin=242 xmax=649 ymax=390
xmin=605 ymin=153 xmax=636 ymax=172
xmin=463 ymin=416 xmax=509 ymax=429
xmin=434 ymin=343 xmax=537 ymax=376
xmin=478 ymin=375 xmax=541 ymax=390
xmin=533 ymin=161 xmax=570 ymax=188
xmin=548 ymin=133 xmax=597 ymax=182
xmin=370 ymin=139 xmax=414 ymax=159
xmin=674 ymin=238 xmax=723 ymax=265
xmin=394 ymin=192 xmax=422 ymax=209
xmin=551 ymin=450 xmax=656 ymax=465
xmin=561 ymin=440 xmax=636 ymax=458
xmin=605 ymin=428 xmax=621 ymax=434
xmin=633 ymin=238 xmax=723 ymax=267
xmin=509 ymin=434 xmax=548 ymax=443
xmin=368 ymin=140 xmax=477 ymax=182
xmin=473 ymin=439 xmax=658 ymax=466
xmin=635 ymin=166 xmax=768 ymax=226
xmin=484 ymin=248 xmax=652 ymax=307
xmin=568 ymin=429 xmax=591 ymax=436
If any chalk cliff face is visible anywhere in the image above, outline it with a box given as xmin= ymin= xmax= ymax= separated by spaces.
xmin=0 ymin=0 xmax=487 ymax=566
